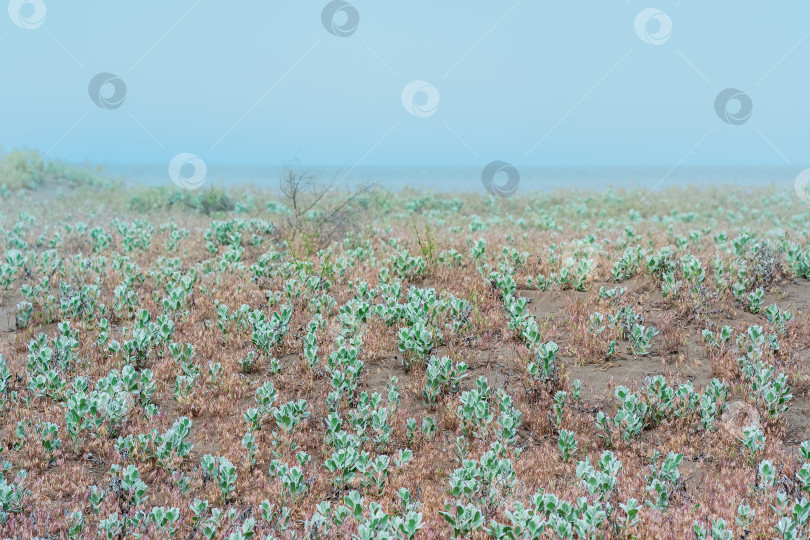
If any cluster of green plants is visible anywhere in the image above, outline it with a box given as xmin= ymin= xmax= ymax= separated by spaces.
xmin=0 ymin=175 xmax=809 ymax=537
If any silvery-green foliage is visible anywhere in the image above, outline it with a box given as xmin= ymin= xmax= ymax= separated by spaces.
xmin=557 ymin=430 xmax=577 ymax=462
xmin=421 ymin=416 xmax=437 ymax=440
xmin=500 ymin=246 xmax=529 ymax=269
xmin=273 ymin=399 xmax=310 ymax=434
xmin=528 ymin=341 xmax=559 ymax=383
xmin=595 ymin=411 xmax=613 ymax=447
xmin=576 ymin=451 xmax=622 ymax=500
xmin=394 ymin=448 xmax=413 ymax=469
xmin=700 ymin=379 xmax=729 ymax=430
xmin=388 ymin=251 xmax=426 ymax=280
xmin=303 ymin=323 xmax=319 ymax=370
xmin=0 ymin=470 xmax=29 ymax=524
xmin=67 ymin=509 xmax=84 ymax=539
xmin=620 ymin=498 xmax=641 ymax=529
xmin=241 ymin=431 xmax=256 ymax=469
xmin=447 ymin=441 xmax=515 ymax=509
xmin=740 ymin=422 xmax=765 ymax=463
xmin=206 ymin=361 xmax=223 ymax=387
xmin=457 ymin=377 xmax=494 ymax=438
xmin=629 ymin=323 xmax=658 ymax=356
xmin=438 ymin=248 xmax=462 ymax=267
xmin=26 ymin=332 xmax=69 ymax=399
xmin=16 ymin=300 xmax=33 ymax=328
xmin=0 ymin=355 xmax=10 ymax=408
xmin=146 ymin=506 xmax=181 ymax=536
xmin=471 ymin=238 xmax=486 ymax=261
xmin=250 ymin=304 xmax=293 ymax=354
xmin=598 ymin=285 xmax=626 ymax=303
xmin=775 ymin=516 xmax=798 ymax=540
xmin=758 ymin=459 xmax=776 ymax=489
xmin=337 ymin=298 xmax=370 ymax=336
xmin=552 ymin=390 xmax=567 ymax=429
xmin=502 ymin=294 xmax=528 ymax=329
xmin=589 ymin=312 xmax=605 ymax=335
xmin=747 ymin=287 xmax=765 ymax=313
xmin=201 ymin=455 xmax=237 ymax=503
xmin=693 ymin=517 xmax=733 ymax=540
xmin=572 ymin=380 xmax=582 ymax=401
xmin=238 ymin=351 xmax=257 ymax=374
xmin=89 ymin=485 xmax=105 ymax=514
xmin=497 ymin=391 xmax=522 ymax=446
xmin=613 ymin=386 xmax=648 ymax=441
xmin=439 ymin=501 xmax=485 ymax=538
xmin=526 ymin=273 xmax=551 ymax=291
xmin=765 ymin=304 xmax=794 ymax=334
xmin=269 ymin=459 xmax=308 ymax=502
xmin=645 ymin=452 xmax=682 ymax=510
xmin=737 ymin=328 xmax=793 ymax=420
xmin=393 ymin=510 xmax=424 ymax=539
xmin=65 ymin=369 xmax=144 ymax=449
xmin=98 ymin=512 xmax=123 ymax=539
xmin=387 ymin=376 xmax=400 ymax=411
xmin=174 ymin=373 xmax=197 ymax=402
xmin=612 ymin=246 xmax=643 ymax=281
xmin=397 ymin=320 xmax=438 ymax=368
xmin=109 ymin=463 xmax=148 ymax=507
xmin=34 ymin=421 xmax=61 ymax=458
xmin=370 ymin=407 xmax=392 ymax=448
xmin=324 ymin=443 xmax=364 ymax=490
xmin=423 ymin=355 xmax=467 ymax=406
xmin=736 ymin=503 xmax=754 ymax=529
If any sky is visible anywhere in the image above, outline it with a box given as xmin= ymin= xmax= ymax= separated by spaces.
xmin=1 ymin=1 xmax=809 ymax=171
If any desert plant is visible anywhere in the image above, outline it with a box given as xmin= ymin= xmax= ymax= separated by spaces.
xmin=557 ymin=429 xmax=577 ymax=461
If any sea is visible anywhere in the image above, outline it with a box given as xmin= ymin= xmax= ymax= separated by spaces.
xmin=104 ymin=164 xmax=805 ymax=195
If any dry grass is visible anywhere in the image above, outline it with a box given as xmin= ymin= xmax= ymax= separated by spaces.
xmin=0 ymin=177 xmax=808 ymax=538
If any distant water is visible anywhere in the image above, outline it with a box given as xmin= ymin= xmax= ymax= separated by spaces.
xmin=104 ymin=164 xmax=803 ymax=195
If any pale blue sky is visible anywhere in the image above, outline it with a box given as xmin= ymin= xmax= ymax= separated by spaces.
xmin=1 ymin=1 xmax=808 ymax=169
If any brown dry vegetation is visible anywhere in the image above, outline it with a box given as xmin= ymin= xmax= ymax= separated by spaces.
xmin=0 ymin=174 xmax=809 ymax=539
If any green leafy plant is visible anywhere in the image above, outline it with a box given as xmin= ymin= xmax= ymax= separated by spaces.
xmin=557 ymin=429 xmax=577 ymax=461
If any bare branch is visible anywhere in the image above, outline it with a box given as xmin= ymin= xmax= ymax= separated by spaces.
xmin=275 ymin=167 xmax=375 ymax=254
